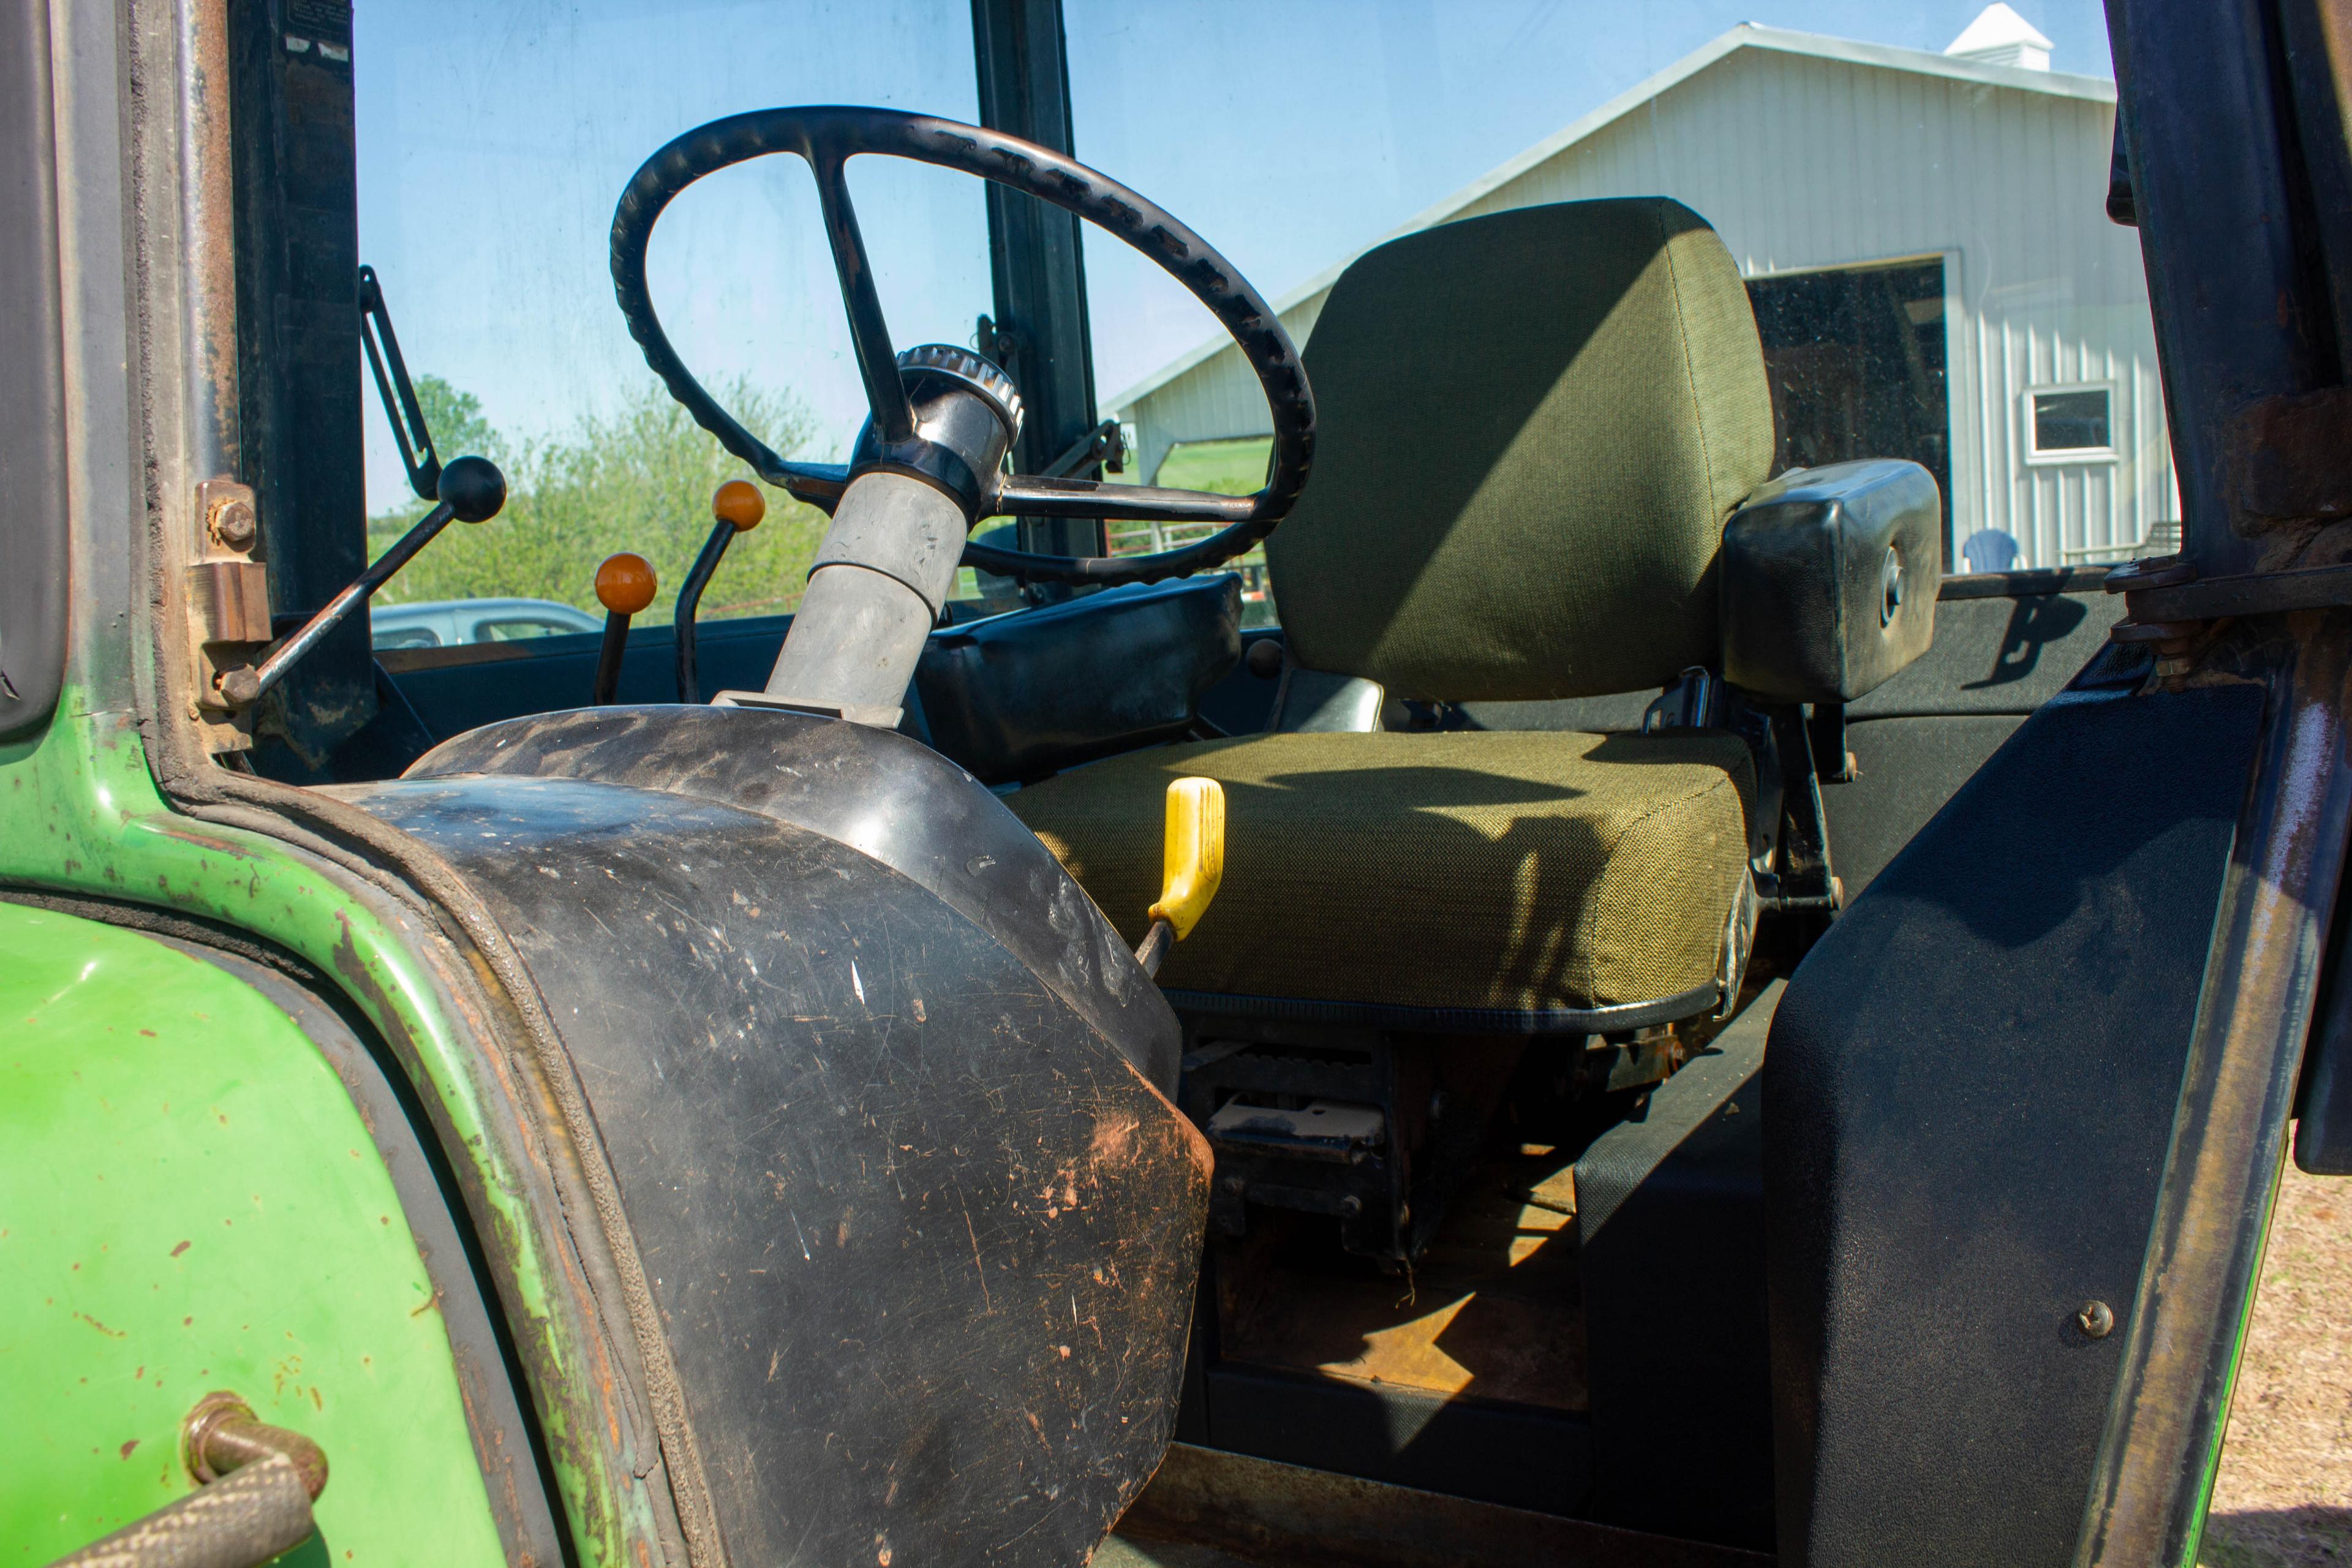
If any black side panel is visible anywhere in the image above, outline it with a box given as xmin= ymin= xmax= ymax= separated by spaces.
xmin=1765 ymin=679 xmax=2264 ymax=1568
xmin=340 ymin=774 xmax=1208 ymax=1568
xmin=1822 ymin=715 xmax=2021 ymax=897
xmin=0 ymin=0 xmax=68 ymax=742
xmin=1578 ymin=985 xmax=1779 ymax=1551
xmin=233 ymin=1 xmax=373 ymax=761
xmin=1848 ymin=578 xmax=2116 ymax=718
xmin=1202 ymin=1366 xmax=1591 ymax=1517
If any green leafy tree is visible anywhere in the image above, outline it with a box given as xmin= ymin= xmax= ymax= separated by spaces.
xmin=412 ymin=375 xmax=503 ymax=467
xmin=372 ymin=379 xmax=829 ymax=622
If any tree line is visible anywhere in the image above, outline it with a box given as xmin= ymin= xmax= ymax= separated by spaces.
xmin=369 ymin=376 xmax=832 ymax=620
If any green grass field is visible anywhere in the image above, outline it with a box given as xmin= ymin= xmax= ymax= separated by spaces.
xmin=1149 ymin=435 xmax=1272 ymax=496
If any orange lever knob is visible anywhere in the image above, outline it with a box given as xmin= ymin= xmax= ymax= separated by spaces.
xmin=595 ymin=552 xmax=658 ymax=615
xmin=712 ymin=479 xmax=766 ymax=532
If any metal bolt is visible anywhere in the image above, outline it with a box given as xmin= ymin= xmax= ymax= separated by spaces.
xmin=209 ymin=496 xmax=257 ymax=551
xmin=2078 ymin=1299 xmax=2116 ymax=1339
xmin=1338 ymin=1196 xmax=1361 ymax=1216
xmin=215 ymin=668 xmax=261 ymax=709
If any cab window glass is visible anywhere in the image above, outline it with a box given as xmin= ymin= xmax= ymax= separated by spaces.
xmin=473 ymin=617 xmax=587 ymax=643
xmin=1114 ymin=438 xmax=1277 ymax=627
xmin=1071 ymin=0 xmax=2159 ymax=578
xmin=354 ymin=1 xmax=989 ymax=635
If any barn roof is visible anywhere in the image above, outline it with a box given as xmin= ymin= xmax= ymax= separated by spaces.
xmin=1105 ymin=21 xmax=2117 ymax=417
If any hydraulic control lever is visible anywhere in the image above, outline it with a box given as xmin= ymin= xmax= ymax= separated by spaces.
xmin=593 ymin=553 xmax=657 ymax=706
xmin=1136 ymin=777 xmax=1226 ymax=978
xmin=216 ymin=456 xmax=505 ymax=709
xmin=358 ymin=264 xmax=442 ymax=502
xmin=675 ymin=480 xmax=766 ymax=703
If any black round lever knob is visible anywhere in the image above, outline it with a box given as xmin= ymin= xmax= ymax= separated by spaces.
xmin=437 ymin=454 xmax=507 ymax=523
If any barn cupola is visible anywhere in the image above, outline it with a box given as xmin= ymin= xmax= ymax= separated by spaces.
xmin=1944 ymin=2 xmax=2053 ymax=71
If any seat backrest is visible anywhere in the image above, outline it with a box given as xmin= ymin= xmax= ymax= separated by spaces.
xmin=1265 ymin=198 xmax=1775 ymax=701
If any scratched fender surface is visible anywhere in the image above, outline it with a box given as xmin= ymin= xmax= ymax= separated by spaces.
xmin=335 ymin=722 xmax=1210 ymax=1568
xmin=401 ymin=704 xmax=1182 ymax=1092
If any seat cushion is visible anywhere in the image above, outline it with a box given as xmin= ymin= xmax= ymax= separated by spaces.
xmin=1007 ymin=729 xmax=1755 ymax=1016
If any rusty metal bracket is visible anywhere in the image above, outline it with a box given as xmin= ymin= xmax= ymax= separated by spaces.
xmin=2122 ymin=559 xmax=2352 ymax=623
xmin=186 ymin=478 xmax=271 ymax=723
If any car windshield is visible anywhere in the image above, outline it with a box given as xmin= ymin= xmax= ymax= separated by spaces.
xmin=356 ymin=1 xmax=2147 ymax=638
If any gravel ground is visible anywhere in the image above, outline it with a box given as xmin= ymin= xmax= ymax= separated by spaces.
xmin=2200 ymin=1157 xmax=2352 ymax=1567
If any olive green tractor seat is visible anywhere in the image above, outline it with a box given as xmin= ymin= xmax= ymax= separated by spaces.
xmin=1012 ymin=197 xmax=1777 ymax=1022
xmin=1009 ymin=729 xmax=1754 ymax=1016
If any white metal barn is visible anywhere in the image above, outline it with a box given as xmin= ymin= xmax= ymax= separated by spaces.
xmin=1110 ymin=6 xmax=2172 ymax=572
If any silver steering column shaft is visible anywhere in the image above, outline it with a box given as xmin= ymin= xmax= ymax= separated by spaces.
xmin=715 ymin=345 xmax=1022 ymax=728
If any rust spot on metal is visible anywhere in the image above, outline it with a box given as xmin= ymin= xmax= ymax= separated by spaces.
xmin=2228 ymin=385 xmax=2352 ymax=527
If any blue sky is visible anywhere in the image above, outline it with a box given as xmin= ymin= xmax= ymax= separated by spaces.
xmin=355 ymin=0 xmax=2111 ymax=511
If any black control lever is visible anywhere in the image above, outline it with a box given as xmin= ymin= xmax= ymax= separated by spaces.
xmin=218 ymin=456 xmax=505 ymax=708
xmin=1040 ymin=419 xmax=1126 ymax=480
xmin=674 ymin=480 xmax=766 ymax=703
xmin=359 ymin=264 xmax=442 ymax=502
xmin=593 ymin=552 xmax=657 ymax=706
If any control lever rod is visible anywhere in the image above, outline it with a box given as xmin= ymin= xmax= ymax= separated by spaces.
xmin=218 ymin=456 xmax=504 ymax=709
xmin=593 ymin=553 xmax=657 ymax=706
xmin=675 ymin=480 xmax=765 ymax=703
xmin=358 ymin=264 xmax=442 ymax=501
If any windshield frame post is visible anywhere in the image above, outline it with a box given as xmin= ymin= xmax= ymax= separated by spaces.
xmin=2106 ymin=0 xmax=2348 ymax=584
xmin=971 ymin=0 xmax=1108 ymax=571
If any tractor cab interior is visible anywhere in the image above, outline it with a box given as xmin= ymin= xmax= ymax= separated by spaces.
xmin=182 ymin=1 xmax=2163 ymax=1561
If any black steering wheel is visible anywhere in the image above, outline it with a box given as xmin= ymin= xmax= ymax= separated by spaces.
xmin=610 ymin=107 xmax=1314 ymax=586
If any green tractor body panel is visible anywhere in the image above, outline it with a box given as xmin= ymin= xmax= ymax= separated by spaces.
xmin=0 ymin=699 xmax=655 ymax=1564
xmin=0 ymin=899 xmax=505 ymax=1566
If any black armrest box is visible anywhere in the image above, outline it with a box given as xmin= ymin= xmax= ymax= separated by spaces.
xmin=916 ymin=573 xmax=1241 ymax=783
xmin=1719 ymin=459 xmax=1941 ymax=704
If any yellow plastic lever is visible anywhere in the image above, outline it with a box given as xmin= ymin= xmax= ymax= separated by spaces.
xmin=1148 ymin=777 xmax=1226 ymax=940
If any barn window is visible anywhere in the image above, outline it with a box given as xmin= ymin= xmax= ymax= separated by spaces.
xmin=1746 ymin=258 xmax=1953 ymax=567
xmin=2027 ymin=388 xmax=2115 ymax=457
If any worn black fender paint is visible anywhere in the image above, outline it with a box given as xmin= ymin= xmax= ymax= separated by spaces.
xmin=1764 ymin=673 xmax=2264 ymax=1567
xmin=340 ymin=709 xmax=1207 ymax=1567
xmin=405 ymin=704 xmax=1180 ymax=1091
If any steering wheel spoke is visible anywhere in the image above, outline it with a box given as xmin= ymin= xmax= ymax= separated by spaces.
xmin=611 ymin=107 xmax=1316 ymax=585
xmin=812 ymin=151 xmax=916 ymax=445
xmin=994 ymin=477 xmax=1255 ymax=525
